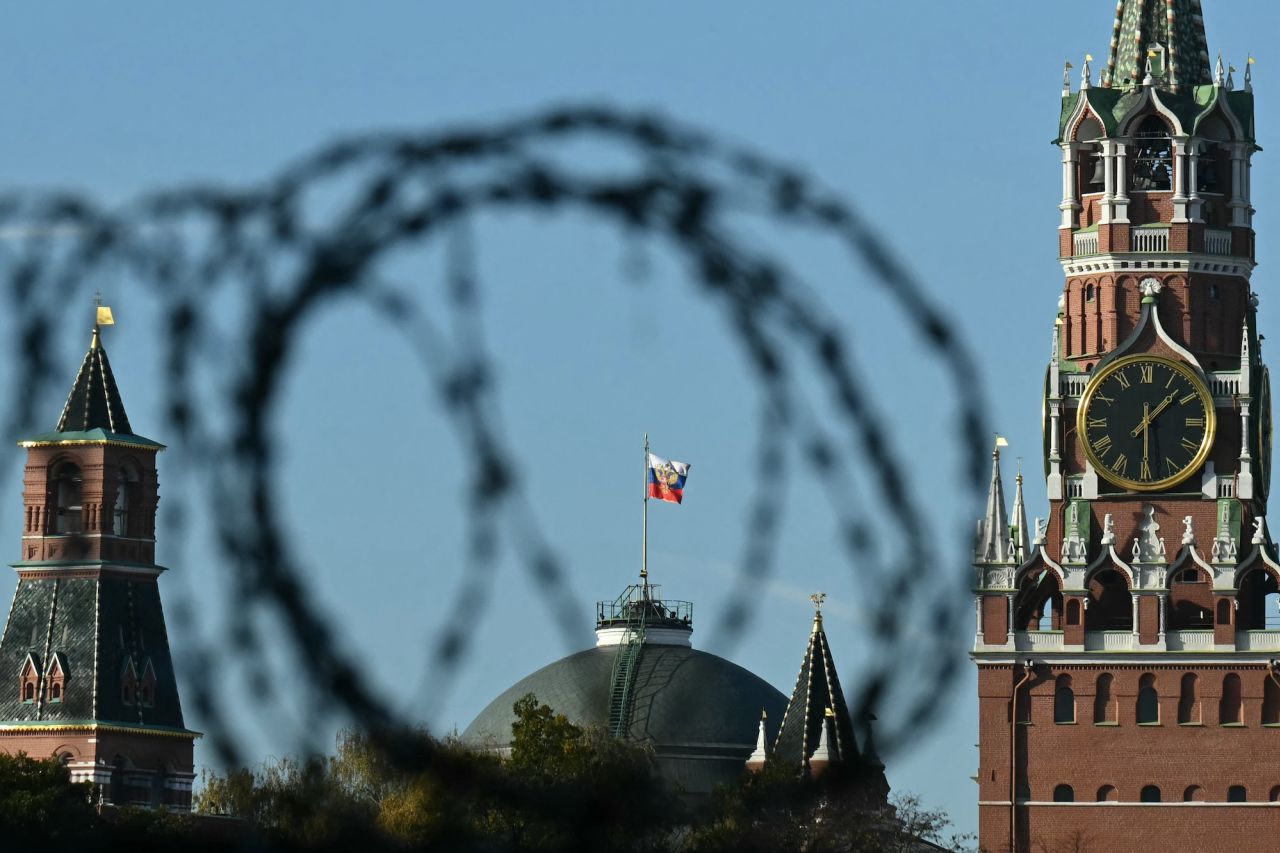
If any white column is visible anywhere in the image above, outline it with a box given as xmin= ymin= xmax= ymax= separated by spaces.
xmin=1229 ymin=143 xmax=1249 ymax=227
xmin=1239 ymin=401 xmax=1254 ymax=499
xmin=1132 ymin=593 xmax=1141 ymax=641
xmin=1158 ymin=592 xmax=1168 ymax=643
xmin=1061 ymin=143 xmax=1081 ymax=229
xmin=1172 ymin=139 xmax=1190 ymax=222
xmin=1099 ymin=140 xmax=1116 ymax=224
xmin=1112 ymin=142 xmax=1130 ymax=223
xmin=975 ymin=596 xmax=985 ymax=645
xmin=1007 ymin=594 xmax=1016 ymax=642
xmin=1047 ymin=400 xmax=1063 ymax=499
xmin=1188 ymin=141 xmax=1203 ymax=222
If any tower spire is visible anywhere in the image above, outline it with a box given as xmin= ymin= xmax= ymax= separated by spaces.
xmin=1105 ymin=0 xmax=1211 ymax=91
xmin=975 ymin=439 xmax=1011 ymax=563
xmin=1011 ymin=461 xmax=1029 ymax=562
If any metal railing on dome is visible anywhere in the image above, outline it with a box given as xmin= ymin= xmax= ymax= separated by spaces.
xmin=596 ymin=584 xmax=693 ymax=629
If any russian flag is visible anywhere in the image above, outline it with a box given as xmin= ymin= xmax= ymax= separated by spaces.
xmin=647 ymin=453 xmax=690 ymax=504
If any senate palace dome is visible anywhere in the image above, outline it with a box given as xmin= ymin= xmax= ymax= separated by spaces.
xmin=462 ymin=584 xmax=789 ymax=798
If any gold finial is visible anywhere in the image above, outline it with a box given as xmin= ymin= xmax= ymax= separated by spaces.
xmin=810 ymin=592 xmax=826 ymax=633
xmin=760 ymin=708 xmax=767 ymax=720
xmin=824 ymin=706 xmax=835 ymax=718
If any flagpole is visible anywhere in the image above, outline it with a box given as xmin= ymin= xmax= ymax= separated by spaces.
xmin=642 ymin=432 xmax=649 ymax=596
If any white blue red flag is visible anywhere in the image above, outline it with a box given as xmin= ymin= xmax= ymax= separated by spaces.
xmin=647 ymin=453 xmax=690 ymax=504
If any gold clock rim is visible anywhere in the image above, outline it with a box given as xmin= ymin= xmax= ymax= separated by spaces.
xmin=1076 ymin=354 xmax=1217 ymax=492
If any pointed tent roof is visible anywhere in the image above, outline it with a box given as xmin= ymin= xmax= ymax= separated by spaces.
xmin=975 ymin=448 xmax=1011 ymax=564
xmin=771 ymin=601 xmax=859 ymax=769
xmin=19 ymin=327 xmax=162 ymax=450
xmin=1104 ymin=0 xmax=1211 ymax=91
xmin=56 ymin=327 xmax=132 ymax=435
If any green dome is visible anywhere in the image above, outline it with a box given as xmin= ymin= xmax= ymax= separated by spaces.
xmin=462 ymin=644 xmax=787 ymax=797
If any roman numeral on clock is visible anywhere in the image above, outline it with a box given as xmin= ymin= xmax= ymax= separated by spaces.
xmin=1114 ymin=371 xmax=1132 ymax=389
xmin=1140 ymin=459 xmax=1152 ymax=480
xmin=1110 ymin=454 xmax=1128 ymax=476
xmin=1139 ymin=364 xmax=1153 ymax=383
xmin=1092 ymin=435 xmax=1113 ymax=454
xmin=1181 ymin=436 xmax=1199 ymax=454
xmin=1186 ymin=417 xmax=1204 ymax=427
xmin=1087 ymin=417 xmax=1107 ymax=429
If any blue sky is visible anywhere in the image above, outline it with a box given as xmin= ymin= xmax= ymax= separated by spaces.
xmin=0 ymin=1 xmax=1277 ymax=838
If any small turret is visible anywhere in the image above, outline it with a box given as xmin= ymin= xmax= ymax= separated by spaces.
xmin=975 ymin=442 xmax=1012 ymax=564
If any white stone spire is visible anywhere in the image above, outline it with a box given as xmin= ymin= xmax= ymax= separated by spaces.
xmin=1011 ymin=464 xmax=1030 ymax=563
xmin=745 ymin=710 xmax=769 ymax=772
xmin=976 ymin=443 xmax=1012 ymax=564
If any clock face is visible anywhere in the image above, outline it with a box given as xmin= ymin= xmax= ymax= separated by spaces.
xmin=1078 ymin=355 xmax=1216 ymax=491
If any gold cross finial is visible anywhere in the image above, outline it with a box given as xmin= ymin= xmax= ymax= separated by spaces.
xmin=809 ymin=592 xmax=826 ymax=611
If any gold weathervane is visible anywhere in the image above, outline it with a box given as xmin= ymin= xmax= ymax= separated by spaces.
xmin=810 ymin=592 xmax=827 ymax=611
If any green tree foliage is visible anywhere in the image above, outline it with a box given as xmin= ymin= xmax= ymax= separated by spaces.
xmin=0 ymin=752 xmax=96 ymax=843
xmin=685 ymin=760 xmax=972 ymax=853
xmin=190 ymin=694 xmax=966 ymax=852
xmin=193 ymin=694 xmax=675 ymax=851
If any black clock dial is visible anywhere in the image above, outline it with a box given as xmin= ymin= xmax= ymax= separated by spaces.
xmin=1078 ymin=355 xmax=1215 ymax=491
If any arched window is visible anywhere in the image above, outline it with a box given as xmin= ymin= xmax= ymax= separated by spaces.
xmin=1053 ymin=784 xmax=1074 ymax=802
xmin=53 ymin=462 xmax=83 ymax=534
xmin=1086 ymin=570 xmax=1131 ymax=631
xmin=1269 ymin=786 xmax=1280 ymax=803
xmin=1228 ymin=785 xmax=1247 ymax=802
xmin=49 ymin=682 xmax=61 ymax=702
xmin=139 ymin=659 xmax=156 ymax=708
xmin=19 ymin=656 xmax=39 ymax=704
xmin=1131 ymin=116 xmax=1172 ymax=191
xmin=1140 ymin=785 xmax=1162 ymax=803
xmin=1178 ymin=673 xmax=1201 ymax=724
xmin=1097 ymin=784 xmax=1118 ymax=802
xmin=1264 ymin=675 xmax=1280 ymax=725
xmin=1184 ymin=785 xmax=1205 ymax=802
xmin=1054 ymin=675 xmax=1075 ymax=723
xmin=1086 ymin=283 xmax=1096 ymax=302
xmin=113 ymin=465 xmax=139 ymax=537
xmin=1217 ymin=599 xmax=1232 ymax=627
xmin=1137 ymin=673 xmax=1160 ymax=724
xmin=1094 ymin=673 xmax=1117 ymax=724
xmin=1221 ymin=673 xmax=1243 ymax=725
xmin=1066 ymin=599 xmax=1081 ymax=626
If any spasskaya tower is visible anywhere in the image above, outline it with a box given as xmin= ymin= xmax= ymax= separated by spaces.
xmin=972 ymin=2 xmax=1280 ymax=851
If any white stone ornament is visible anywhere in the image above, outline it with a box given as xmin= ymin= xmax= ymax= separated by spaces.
xmin=1134 ymin=506 xmax=1165 ymax=563
xmin=1253 ymin=517 xmax=1268 ymax=545
xmin=1033 ymin=518 xmax=1046 ymax=545
xmin=1101 ymin=513 xmax=1116 ymax=545
xmin=1182 ymin=516 xmax=1195 ymax=545
xmin=1139 ymin=277 xmax=1163 ymax=298
xmin=1132 ymin=538 xmax=1142 ymax=561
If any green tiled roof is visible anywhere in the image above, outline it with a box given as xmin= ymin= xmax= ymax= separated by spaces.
xmin=0 ymin=575 xmax=186 ymax=731
xmin=18 ymin=428 xmax=164 ymax=450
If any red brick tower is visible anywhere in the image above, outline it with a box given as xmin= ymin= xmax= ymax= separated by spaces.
xmin=0 ymin=319 xmax=197 ymax=810
xmin=972 ymin=3 xmax=1280 ymax=850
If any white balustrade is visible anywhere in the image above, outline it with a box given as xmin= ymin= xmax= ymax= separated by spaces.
xmin=1204 ymin=228 xmax=1233 ymax=255
xmin=1014 ymin=631 xmax=1065 ymax=652
xmin=1167 ymin=630 xmax=1215 ymax=651
xmin=1073 ymin=230 xmax=1100 ymax=256
xmin=1085 ymin=630 xmax=1136 ymax=651
xmin=1060 ymin=375 xmax=1089 ymax=397
xmin=1236 ymin=630 xmax=1280 ymax=651
xmin=1131 ymin=228 xmax=1170 ymax=252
